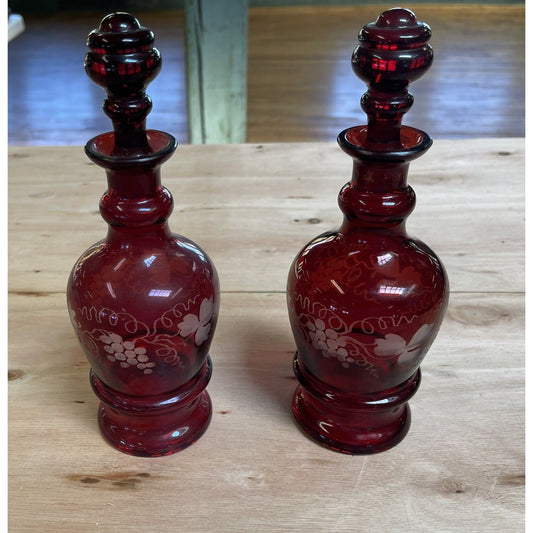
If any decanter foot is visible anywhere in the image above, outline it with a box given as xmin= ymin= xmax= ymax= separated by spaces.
xmin=291 ymin=353 xmax=420 ymax=454
xmin=97 ymin=392 xmax=212 ymax=457
xmin=90 ymin=357 xmax=213 ymax=457
xmin=292 ymin=387 xmax=411 ymax=454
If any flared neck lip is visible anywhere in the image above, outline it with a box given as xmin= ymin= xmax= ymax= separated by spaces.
xmin=337 ymin=125 xmax=432 ymax=164
xmin=85 ymin=130 xmax=177 ymax=170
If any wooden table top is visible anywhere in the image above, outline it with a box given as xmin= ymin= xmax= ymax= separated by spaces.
xmin=8 ymin=140 xmax=524 ymax=532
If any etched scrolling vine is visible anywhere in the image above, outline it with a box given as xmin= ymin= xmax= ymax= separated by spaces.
xmin=292 ymin=294 xmax=434 ymax=376
xmin=69 ymin=295 xmax=215 ymax=375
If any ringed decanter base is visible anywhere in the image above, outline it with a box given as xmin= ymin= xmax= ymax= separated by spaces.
xmin=90 ymin=357 xmax=212 ymax=457
xmin=292 ymin=353 xmax=420 ymax=454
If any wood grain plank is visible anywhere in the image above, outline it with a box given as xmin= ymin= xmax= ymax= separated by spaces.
xmin=247 ymin=4 xmax=525 ymax=142
xmin=8 ymin=140 xmax=524 ymax=294
xmin=9 ymin=291 xmax=524 ymax=532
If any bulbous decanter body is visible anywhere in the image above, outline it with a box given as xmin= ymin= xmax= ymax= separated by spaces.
xmin=287 ymin=8 xmax=449 ymax=454
xmin=67 ymin=13 xmax=219 ymax=456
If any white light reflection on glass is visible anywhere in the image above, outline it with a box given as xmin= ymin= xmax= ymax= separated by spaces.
xmin=378 ymin=285 xmax=405 ymax=296
xmin=330 ymin=279 xmax=345 ymax=294
xmin=301 ymin=235 xmax=337 ymax=258
xmin=367 ymin=396 xmax=398 ymax=406
xmin=296 ymin=235 xmax=337 ymax=276
xmin=171 ymin=426 xmax=189 ymax=438
xmin=113 ymin=258 xmax=126 ymax=272
xmin=144 ymin=255 xmax=156 ymax=268
xmin=180 ymin=241 xmax=205 ymax=262
xmin=148 ymin=289 xmax=172 ymax=298
xmin=318 ymin=421 xmax=333 ymax=434
xmin=106 ymin=281 xmax=116 ymax=299
xmin=377 ymin=252 xmax=393 ymax=266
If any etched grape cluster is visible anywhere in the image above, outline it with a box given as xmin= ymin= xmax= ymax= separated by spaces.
xmin=100 ymin=333 xmax=156 ymax=374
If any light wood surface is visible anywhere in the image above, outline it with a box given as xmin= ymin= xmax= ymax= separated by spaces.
xmin=7 ymin=4 xmax=524 ymax=145
xmin=8 ymin=140 xmax=524 ymax=531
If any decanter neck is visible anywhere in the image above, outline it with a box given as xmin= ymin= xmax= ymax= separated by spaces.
xmin=350 ymin=159 xmax=409 ymax=193
xmin=338 ymin=158 xmax=415 ymax=231
xmin=105 ymin=166 xmax=162 ymax=197
xmin=106 ymin=221 xmax=172 ymax=243
xmin=336 ymin=125 xmax=432 ymax=231
xmin=100 ymin=166 xmax=174 ymax=228
xmin=85 ymin=130 xmax=177 ymax=229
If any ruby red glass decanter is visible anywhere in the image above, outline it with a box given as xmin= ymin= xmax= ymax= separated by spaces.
xmin=287 ymin=8 xmax=449 ymax=454
xmin=67 ymin=13 xmax=219 ymax=456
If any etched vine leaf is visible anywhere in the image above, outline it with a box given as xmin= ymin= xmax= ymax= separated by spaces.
xmin=177 ymin=297 xmax=214 ymax=346
xmin=373 ymin=323 xmax=433 ymax=365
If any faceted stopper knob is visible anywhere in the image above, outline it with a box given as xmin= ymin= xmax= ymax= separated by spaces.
xmin=352 ymin=7 xmax=433 ymax=146
xmin=85 ymin=13 xmax=162 ymax=153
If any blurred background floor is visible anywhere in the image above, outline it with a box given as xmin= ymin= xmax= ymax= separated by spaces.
xmin=7 ymin=4 xmax=524 ymax=145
